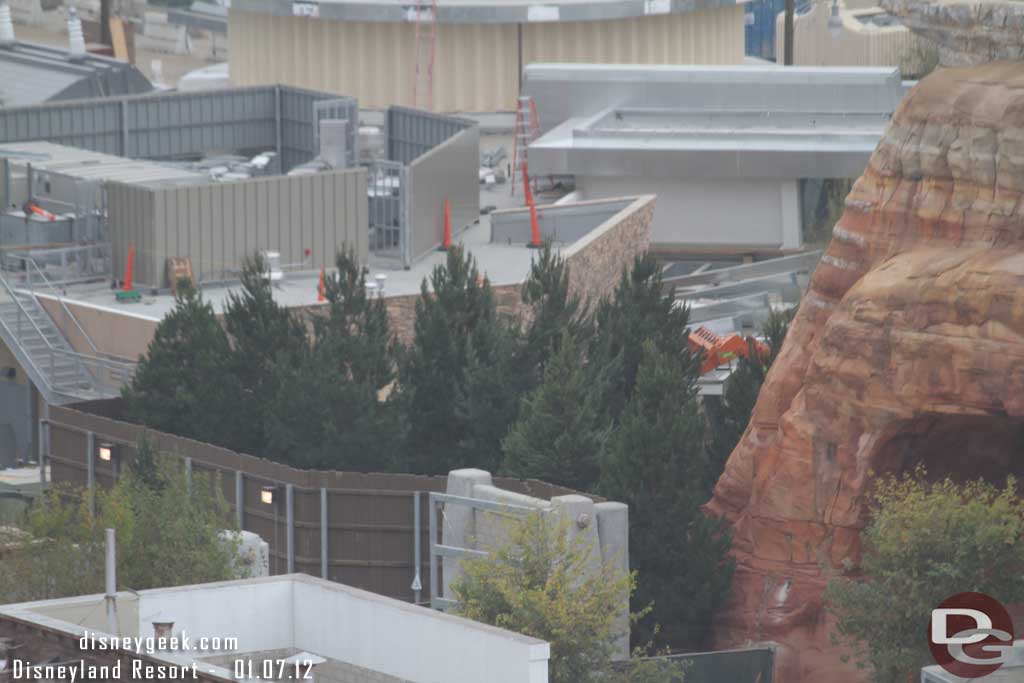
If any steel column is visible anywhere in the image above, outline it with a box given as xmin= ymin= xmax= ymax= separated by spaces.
xmin=428 ymin=493 xmax=437 ymax=608
xmin=286 ymin=483 xmax=295 ymax=573
xmin=86 ymin=430 xmax=95 ymax=514
xmin=235 ymin=471 xmax=244 ymax=529
xmin=320 ymin=487 xmax=328 ymax=580
xmin=413 ymin=491 xmax=422 ymax=604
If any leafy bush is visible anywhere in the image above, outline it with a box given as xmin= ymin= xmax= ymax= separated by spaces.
xmin=826 ymin=469 xmax=1024 ymax=682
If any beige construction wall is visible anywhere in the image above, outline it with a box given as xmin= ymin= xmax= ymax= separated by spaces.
xmin=228 ymin=6 xmax=745 ymax=112
xmin=777 ymin=2 xmax=931 ymax=76
xmin=107 ymin=168 xmax=368 ymax=289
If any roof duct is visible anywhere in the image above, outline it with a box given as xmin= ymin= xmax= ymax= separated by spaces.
xmin=0 ymin=1 xmax=15 ymax=48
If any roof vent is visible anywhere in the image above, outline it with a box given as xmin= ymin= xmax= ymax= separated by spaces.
xmin=67 ymin=7 xmax=86 ymax=61
xmin=0 ymin=2 xmax=15 ymax=48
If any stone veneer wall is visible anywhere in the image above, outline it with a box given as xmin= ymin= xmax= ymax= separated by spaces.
xmin=383 ymin=195 xmax=656 ymax=344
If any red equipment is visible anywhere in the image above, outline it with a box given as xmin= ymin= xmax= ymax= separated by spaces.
xmin=688 ymin=326 xmax=771 ymax=376
xmin=24 ymin=202 xmax=57 ymax=222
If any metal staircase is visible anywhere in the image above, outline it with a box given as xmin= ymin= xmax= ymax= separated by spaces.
xmin=0 ymin=261 xmax=135 ymax=406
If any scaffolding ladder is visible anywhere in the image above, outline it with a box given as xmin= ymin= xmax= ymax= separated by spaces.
xmin=410 ymin=0 xmax=437 ymax=110
xmin=510 ymin=95 xmax=540 ymax=197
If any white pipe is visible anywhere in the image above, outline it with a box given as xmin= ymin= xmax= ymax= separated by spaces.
xmin=67 ymin=7 xmax=86 ymax=61
xmin=105 ymin=528 xmax=119 ymax=635
xmin=0 ymin=2 xmax=15 ymax=47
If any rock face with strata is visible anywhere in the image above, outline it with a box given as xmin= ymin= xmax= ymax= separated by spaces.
xmin=706 ymin=62 xmax=1024 ymax=682
xmin=881 ymin=0 xmax=1024 ymax=66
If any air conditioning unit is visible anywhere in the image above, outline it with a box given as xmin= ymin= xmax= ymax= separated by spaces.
xmin=262 ymin=251 xmax=283 ymax=282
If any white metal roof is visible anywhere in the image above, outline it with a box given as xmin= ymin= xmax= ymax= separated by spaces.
xmin=0 ymin=141 xmax=207 ymax=188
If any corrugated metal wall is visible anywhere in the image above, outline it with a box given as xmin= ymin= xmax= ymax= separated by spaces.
xmin=0 ymin=86 xmax=345 ymax=173
xmin=777 ymin=3 xmax=927 ymax=75
xmin=107 ymin=168 xmax=368 ymax=288
xmin=228 ymin=6 xmax=745 ymax=112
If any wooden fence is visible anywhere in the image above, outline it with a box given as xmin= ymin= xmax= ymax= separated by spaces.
xmin=43 ymin=399 xmax=577 ymax=603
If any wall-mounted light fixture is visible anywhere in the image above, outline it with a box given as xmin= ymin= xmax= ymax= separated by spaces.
xmin=260 ymin=485 xmax=278 ymax=505
xmin=98 ymin=442 xmax=116 ymax=462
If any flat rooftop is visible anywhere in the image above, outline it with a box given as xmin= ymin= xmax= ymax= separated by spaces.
xmin=0 ymin=574 xmax=550 ymax=683
xmin=0 ymin=141 xmax=207 ymax=189
xmin=530 ymin=106 xmax=886 ymax=180
xmin=234 ymin=0 xmax=748 ymax=24
xmin=28 ymin=210 xmax=572 ymax=322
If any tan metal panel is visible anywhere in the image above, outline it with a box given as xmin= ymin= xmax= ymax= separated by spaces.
xmin=229 ymin=7 xmax=743 ymax=113
xmin=779 ymin=3 xmax=927 ymax=75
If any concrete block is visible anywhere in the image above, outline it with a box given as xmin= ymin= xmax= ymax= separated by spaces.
xmin=596 ymin=501 xmax=630 ymax=660
xmin=442 ymin=468 xmax=493 ymax=598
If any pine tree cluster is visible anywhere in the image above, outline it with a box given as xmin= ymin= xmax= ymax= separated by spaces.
xmin=123 ymin=243 xmax=742 ymax=650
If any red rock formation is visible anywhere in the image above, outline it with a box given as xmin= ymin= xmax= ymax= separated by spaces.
xmin=706 ymin=62 xmax=1024 ymax=682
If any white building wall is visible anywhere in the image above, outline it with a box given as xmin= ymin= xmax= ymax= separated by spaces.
xmin=290 ymin=580 xmax=549 ymax=683
xmin=228 ymin=6 xmax=745 ymax=112
xmin=577 ymin=176 xmax=803 ymax=250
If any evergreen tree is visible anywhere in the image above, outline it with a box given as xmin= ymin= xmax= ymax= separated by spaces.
xmin=314 ymin=248 xmax=394 ymax=390
xmin=600 ymin=341 xmax=734 ymax=650
xmin=222 ymin=255 xmax=309 ymax=454
xmin=454 ymin=314 xmax=525 ymax=473
xmin=519 ymin=243 xmax=588 ymax=388
xmin=590 ymin=254 xmax=691 ymax=423
xmin=398 ymin=245 xmax=515 ymax=474
xmin=502 ymin=332 xmax=609 ymax=492
xmin=122 ymin=278 xmax=237 ymax=445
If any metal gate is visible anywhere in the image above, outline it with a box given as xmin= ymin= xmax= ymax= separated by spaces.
xmin=426 ymin=492 xmax=533 ymax=611
xmin=367 ymin=159 xmax=409 ymax=266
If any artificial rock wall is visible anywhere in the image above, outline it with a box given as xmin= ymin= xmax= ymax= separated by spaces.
xmin=706 ymin=62 xmax=1024 ymax=682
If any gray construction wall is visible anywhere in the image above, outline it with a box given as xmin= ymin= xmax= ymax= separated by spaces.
xmin=577 ymin=176 xmax=802 ymax=250
xmin=0 ymin=86 xmax=349 ymax=173
xmin=490 ymin=198 xmax=634 ymax=245
xmin=406 ymin=124 xmax=479 ymax=263
xmin=107 ymin=168 xmax=368 ymax=289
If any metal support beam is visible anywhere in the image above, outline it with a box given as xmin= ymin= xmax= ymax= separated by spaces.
xmin=274 ymin=86 xmax=283 ymax=171
xmin=412 ymin=491 xmax=422 ymax=604
xmin=428 ymin=494 xmax=437 ymax=608
xmin=184 ymin=456 xmax=192 ymax=488
xmin=119 ymin=100 xmax=129 ymax=157
xmin=286 ymin=483 xmax=295 ymax=573
xmin=235 ymin=471 xmax=244 ymax=530
xmin=320 ymin=487 xmax=328 ymax=580
xmin=38 ymin=420 xmax=47 ymax=484
xmin=86 ymin=430 xmax=95 ymax=514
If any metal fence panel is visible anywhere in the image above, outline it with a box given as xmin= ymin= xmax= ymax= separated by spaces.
xmin=0 ymin=86 xmax=349 ymax=174
xmin=385 ymin=107 xmax=474 ymax=166
xmin=407 ymin=124 xmax=479 ymax=263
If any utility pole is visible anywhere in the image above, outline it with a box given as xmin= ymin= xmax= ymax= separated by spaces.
xmin=783 ymin=0 xmax=795 ymax=65
xmin=100 ymin=0 xmax=112 ymax=47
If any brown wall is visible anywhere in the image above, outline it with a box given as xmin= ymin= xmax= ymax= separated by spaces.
xmin=36 ymin=296 xmax=156 ymax=362
xmin=45 ymin=400 xmax=579 ymax=602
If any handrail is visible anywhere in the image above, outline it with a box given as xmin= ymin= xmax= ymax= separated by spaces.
xmin=0 ymin=268 xmax=135 ymax=396
xmin=12 ymin=254 xmax=137 ymax=366
xmin=16 ymin=256 xmax=98 ymax=357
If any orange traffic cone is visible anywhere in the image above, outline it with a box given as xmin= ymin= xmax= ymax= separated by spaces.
xmin=317 ymin=267 xmax=326 ymax=303
xmin=522 ymin=163 xmax=542 ymax=248
xmin=438 ymin=197 xmax=452 ymax=251
xmin=115 ymin=241 xmax=140 ymax=302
